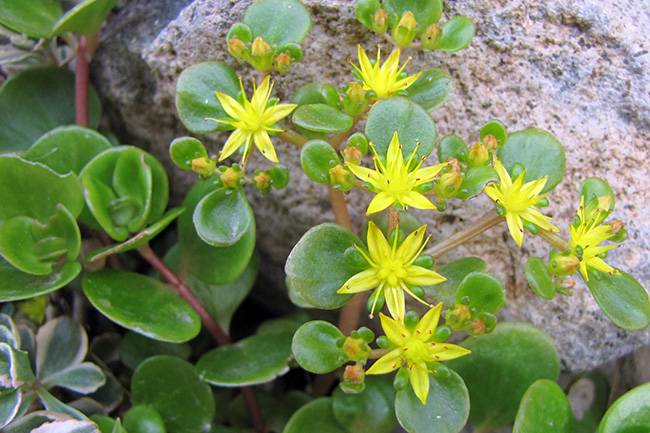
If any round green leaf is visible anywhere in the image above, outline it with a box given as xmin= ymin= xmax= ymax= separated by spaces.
xmin=285 ymin=223 xmax=364 ymax=309
xmin=284 ymin=398 xmax=347 ymax=433
xmin=597 ymin=382 xmax=650 ymax=432
xmin=292 ymin=321 xmax=346 ymax=374
xmin=366 ymin=97 xmax=437 ymax=160
xmin=447 ymin=322 xmax=560 ymax=431
xmin=50 ymin=0 xmax=118 ymax=37
xmin=525 ymin=257 xmax=555 ymax=300
xmin=0 ymin=216 xmax=58 ymax=275
xmin=0 ymin=67 xmax=101 ymax=153
xmin=456 ymin=166 xmax=498 ymax=200
xmin=0 ymin=0 xmax=62 ymax=38
xmin=513 ymin=379 xmax=573 ymax=433
xmin=292 ymin=104 xmax=353 ymax=133
xmin=480 ymin=120 xmax=507 ymax=147
xmin=395 ymin=370 xmax=469 ymax=433
xmin=404 ymin=69 xmax=455 ymax=112
xmin=586 ymin=269 xmax=650 ymax=331
xmin=437 ymin=134 xmax=468 ymax=163
xmin=0 ymin=388 xmax=21 ymax=428
xmin=497 ymin=128 xmax=566 ymax=193
xmin=0 ymin=155 xmax=84 ymax=224
xmin=119 ymin=332 xmax=191 ymax=371
xmin=291 ymin=83 xmax=330 ymax=106
xmin=178 ymin=178 xmax=255 ymax=285
xmin=332 ymin=376 xmax=397 ymax=433
xmin=175 ymin=62 xmax=240 ymax=134
xmin=436 ymin=17 xmax=475 ymax=52
xmin=196 ymin=330 xmax=293 ymax=386
xmin=24 ymin=126 xmax=112 ymax=175
xmin=383 ymin=0 xmax=442 ymax=29
xmin=0 ymin=258 xmax=81 ymax=302
xmin=301 ymin=139 xmax=340 ymax=184
xmin=194 ymin=188 xmax=252 ymax=247
xmin=243 ymin=0 xmax=311 ymax=46
xmin=169 ymin=137 xmax=208 ymax=170
xmin=424 ymin=257 xmax=487 ymax=308
xmin=123 ymin=404 xmax=166 ymax=433
xmin=455 ymin=272 xmax=506 ymax=314
xmin=132 ymin=356 xmax=215 ymax=433
xmin=83 ymin=270 xmax=201 ymax=343
xmin=36 ymin=316 xmax=87 ymax=382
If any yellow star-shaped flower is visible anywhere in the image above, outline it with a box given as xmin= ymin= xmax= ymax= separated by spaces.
xmin=207 ymin=76 xmax=296 ymax=163
xmin=570 ymin=197 xmax=621 ymax=282
xmin=351 ymin=45 xmax=421 ymax=99
xmin=338 ymin=221 xmax=446 ymax=322
xmin=485 ymin=156 xmax=559 ymax=247
xmin=346 ymin=132 xmax=447 ymax=215
xmin=367 ymin=304 xmax=471 ymax=405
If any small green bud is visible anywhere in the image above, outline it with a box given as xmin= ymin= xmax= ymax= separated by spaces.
xmin=343 ymin=364 xmax=365 ymax=385
xmin=191 ymin=157 xmax=216 ymax=177
xmin=274 ymin=52 xmax=291 ymax=73
xmin=228 ymin=37 xmax=248 ymax=61
xmin=368 ymin=289 xmax=385 ymax=317
xmin=343 ymin=81 xmax=369 ymax=116
xmin=410 ymin=286 xmax=425 ymax=299
xmin=376 ymin=335 xmax=391 ymax=349
xmin=429 ymin=363 xmax=450 ymax=379
xmin=253 ymin=171 xmax=271 ymax=194
xmin=421 ymin=23 xmax=440 ymax=50
xmin=435 ymin=172 xmax=463 ymax=199
xmin=482 ymin=134 xmax=498 ymax=150
xmin=413 ymin=254 xmax=434 ymax=269
xmin=468 ymin=143 xmax=489 ymax=168
xmin=219 ymin=165 xmax=244 ymax=189
xmin=392 ymin=11 xmax=417 ymax=47
xmin=549 ymin=254 xmax=580 ymax=277
xmin=342 ymin=146 xmax=363 ymax=164
xmin=329 ymin=164 xmax=355 ymax=192
xmin=393 ymin=367 xmax=409 ymax=390
xmin=372 ymin=8 xmax=389 ymax=33
xmin=432 ymin=324 xmax=452 ymax=342
xmin=250 ymin=36 xmax=273 ymax=71
xmin=555 ymin=277 xmax=576 ymax=296
xmin=404 ymin=311 xmax=419 ymax=331
xmin=343 ymin=336 xmax=370 ymax=362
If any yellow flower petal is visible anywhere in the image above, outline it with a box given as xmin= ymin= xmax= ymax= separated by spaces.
xmin=367 ymin=192 xmax=396 ymax=215
xmin=338 ymin=269 xmax=380 ymax=294
xmin=219 ymin=128 xmax=249 ymax=161
xmin=428 ymin=343 xmax=471 ymax=361
xmin=407 ymin=363 xmax=430 ymax=405
xmin=385 ymin=286 xmax=406 ymax=322
xmin=414 ymin=303 xmax=443 ymax=338
xmin=379 ymin=313 xmax=408 ymax=345
xmin=366 ymin=349 xmax=401 ymax=375
xmin=367 ymin=221 xmax=391 ymax=263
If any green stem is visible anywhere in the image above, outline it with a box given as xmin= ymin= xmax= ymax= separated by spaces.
xmin=75 ymin=36 xmax=89 ymax=127
xmin=278 ymin=129 xmax=309 ymax=148
xmin=538 ymin=228 xmax=569 ymax=251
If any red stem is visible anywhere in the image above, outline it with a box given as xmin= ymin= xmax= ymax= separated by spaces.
xmin=75 ymin=36 xmax=90 ymax=127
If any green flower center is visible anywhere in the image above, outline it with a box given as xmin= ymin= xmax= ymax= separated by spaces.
xmin=403 ymin=337 xmax=428 ymax=365
xmin=377 ymin=257 xmax=408 ymax=287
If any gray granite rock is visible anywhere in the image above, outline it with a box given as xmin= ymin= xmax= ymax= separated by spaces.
xmin=92 ymin=0 xmax=650 ymax=371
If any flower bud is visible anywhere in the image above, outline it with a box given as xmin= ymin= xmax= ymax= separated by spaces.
xmin=482 ymin=134 xmax=498 ymax=150
xmin=445 ymin=304 xmax=471 ymax=330
xmin=555 ymin=277 xmax=576 ymax=296
xmin=342 ymin=146 xmax=363 ymax=164
xmin=343 ymin=364 xmax=365 ymax=384
xmin=250 ymin=36 xmax=273 ymax=71
xmin=468 ymin=143 xmax=489 ymax=168
xmin=392 ymin=11 xmax=417 ymax=47
xmin=372 ymin=8 xmax=389 ymax=33
xmin=421 ymin=23 xmax=440 ymax=50
xmin=253 ymin=171 xmax=271 ymax=193
xmin=608 ymin=219 xmax=623 ymax=235
xmin=434 ymin=171 xmax=462 ymax=199
xmin=329 ymin=164 xmax=355 ymax=192
xmin=274 ymin=52 xmax=291 ymax=73
xmin=343 ymin=81 xmax=369 ymax=116
xmin=343 ymin=336 xmax=370 ymax=362
xmin=219 ymin=165 xmax=244 ymax=189
xmin=467 ymin=318 xmax=487 ymax=336
xmin=191 ymin=157 xmax=216 ymax=177
xmin=448 ymin=158 xmax=461 ymax=173
xmin=228 ymin=37 xmax=248 ymax=61
xmin=549 ymin=254 xmax=580 ymax=277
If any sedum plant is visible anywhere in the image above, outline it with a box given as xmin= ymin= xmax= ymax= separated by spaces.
xmin=0 ymin=0 xmax=649 ymax=432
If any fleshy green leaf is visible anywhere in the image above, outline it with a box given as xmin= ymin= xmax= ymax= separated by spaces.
xmin=355 ymin=0 xmax=381 ymax=29
xmin=513 ymin=379 xmax=573 ymax=433
xmin=169 ymin=137 xmax=208 ymax=170
xmin=36 ymin=317 xmax=87 ymax=382
xmin=404 ymin=69 xmax=454 ymax=112
xmin=0 ymin=0 xmax=62 ymax=38
xmin=112 ymin=148 xmax=153 ymax=233
xmin=0 ymin=258 xmax=81 ymax=302
xmin=196 ymin=330 xmax=293 ymax=387
xmin=131 ymin=356 xmax=215 ymax=433
xmin=83 ymin=270 xmax=201 ymax=343
xmin=41 ymin=363 xmax=105 ymax=395
xmin=284 ymin=398 xmax=347 ymax=433
xmin=285 ymin=223 xmax=364 ymax=309
xmin=3 ymin=411 xmax=99 ymax=433
xmin=178 ymin=178 xmax=255 ymax=285
xmin=456 ymin=166 xmax=498 ymax=200
xmin=497 ymin=128 xmax=566 ymax=193
xmin=332 ymin=376 xmax=397 ymax=433
xmin=365 ymin=97 xmax=437 ymax=160
xmin=580 ymin=177 xmax=615 ymax=212
xmin=0 ymin=342 xmax=35 ymax=389
xmin=243 ymin=0 xmax=311 ymax=46
xmin=525 ymin=257 xmax=555 ymax=300
xmin=292 ymin=321 xmax=346 ymax=374
xmin=455 ymin=272 xmax=506 ymax=314
xmin=424 ymin=257 xmax=487 ymax=308
xmin=383 ymin=0 xmax=442 ymax=29
xmin=435 ymin=17 xmax=475 ymax=52
xmin=193 ymin=188 xmax=253 ymax=246
xmin=37 ymin=388 xmax=88 ymax=420
xmin=0 ymin=388 xmax=21 ymax=428
xmin=395 ymin=370 xmax=469 ymax=433
xmin=597 ymin=382 xmax=650 ymax=432
xmin=175 ymin=62 xmax=240 ymax=134
xmin=437 ymin=134 xmax=468 ymax=163
xmin=480 ymin=120 xmax=507 ymax=147
xmin=0 ymin=67 xmax=101 ymax=153
xmin=50 ymin=0 xmax=118 ymax=37
xmin=301 ymin=139 xmax=340 ymax=184
xmin=123 ymin=405 xmax=166 ymax=433
xmin=447 ymin=322 xmax=560 ymax=431
xmin=292 ymin=104 xmax=353 ymax=133
xmin=586 ymin=269 xmax=650 ymax=331
xmin=119 ymin=332 xmax=191 ymax=371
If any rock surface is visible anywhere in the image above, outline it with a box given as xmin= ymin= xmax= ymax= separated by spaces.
xmin=92 ymin=0 xmax=650 ymax=371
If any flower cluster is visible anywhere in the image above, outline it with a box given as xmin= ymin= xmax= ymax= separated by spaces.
xmin=351 ymin=45 xmax=421 ymax=99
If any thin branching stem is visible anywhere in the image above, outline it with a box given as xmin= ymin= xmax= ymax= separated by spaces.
xmin=75 ymin=36 xmax=89 ymax=128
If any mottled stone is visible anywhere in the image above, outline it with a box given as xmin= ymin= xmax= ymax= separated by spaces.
xmin=92 ymin=0 xmax=650 ymax=371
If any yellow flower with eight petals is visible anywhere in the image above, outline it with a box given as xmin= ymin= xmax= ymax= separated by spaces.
xmin=351 ymin=45 xmax=421 ymax=99
xmin=346 ymin=132 xmax=447 ymax=215
xmin=569 ymin=197 xmax=621 ymax=282
xmin=484 ymin=156 xmax=559 ymax=247
xmin=366 ymin=304 xmax=471 ymax=405
xmin=207 ymin=76 xmax=296 ymax=163
xmin=338 ymin=221 xmax=446 ymax=322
